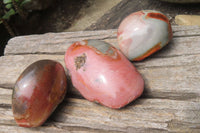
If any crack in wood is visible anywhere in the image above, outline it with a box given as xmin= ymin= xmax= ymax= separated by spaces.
xmin=174 ymin=34 xmax=200 ymax=38
xmin=0 ymin=104 xmax=11 ymax=109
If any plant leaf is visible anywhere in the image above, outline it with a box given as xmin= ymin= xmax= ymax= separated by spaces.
xmin=21 ymin=0 xmax=31 ymax=6
xmin=2 ymin=9 xmax=16 ymax=19
xmin=3 ymin=0 xmax=12 ymax=4
xmin=0 ymin=20 xmax=2 ymax=24
xmin=5 ymin=4 xmax=12 ymax=9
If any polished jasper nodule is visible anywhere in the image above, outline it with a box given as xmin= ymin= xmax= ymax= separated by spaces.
xmin=65 ymin=40 xmax=144 ymax=109
xmin=12 ymin=60 xmax=67 ymax=127
xmin=117 ymin=10 xmax=173 ymax=61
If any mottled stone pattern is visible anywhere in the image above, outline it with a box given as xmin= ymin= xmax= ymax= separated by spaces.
xmin=12 ymin=60 xmax=67 ymax=127
xmin=117 ymin=10 xmax=173 ymax=61
xmin=65 ymin=40 xmax=144 ymax=109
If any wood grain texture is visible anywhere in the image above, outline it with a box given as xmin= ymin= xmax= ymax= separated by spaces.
xmin=5 ymin=25 xmax=200 ymax=55
xmin=1 ymin=25 xmax=200 ymax=132
xmin=0 ymin=88 xmax=200 ymax=132
xmin=0 ymin=53 xmax=200 ymax=101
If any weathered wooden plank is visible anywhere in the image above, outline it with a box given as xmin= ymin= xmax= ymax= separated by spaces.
xmin=1 ymin=26 xmax=200 ymax=132
xmin=0 ymin=53 xmax=200 ymax=100
xmin=0 ymin=87 xmax=199 ymax=132
xmin=0 ymin=125 xmax=115 ymax=133
xmin=5 ymin=26 xmax=200 ymax=55
xmin=5 ymin=29 xmax=117 ymax=55
xmin=0 ymin=55 xmax=65 ymax=88
xmin=0 ymin=88 xmax=11 ymax=106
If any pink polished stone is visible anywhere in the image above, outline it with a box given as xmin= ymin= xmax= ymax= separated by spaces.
xmin=117 ymin=10 xmax=173 ymax=61
xmin=12 ymin=60 xmax=67 ymax=127
xmin=65 ymin=40 xmax=144 ymax=109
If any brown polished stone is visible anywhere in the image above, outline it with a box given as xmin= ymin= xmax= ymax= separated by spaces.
xmin=12 ymin=60 xmax=67 ymax=127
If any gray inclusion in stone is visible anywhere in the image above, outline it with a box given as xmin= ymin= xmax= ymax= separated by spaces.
xmin=87 ymin=40 xmax=114 ymax=55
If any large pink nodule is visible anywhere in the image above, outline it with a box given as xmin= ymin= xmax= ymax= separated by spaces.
xmin=65 ymin=40 xmax=144 ymax=109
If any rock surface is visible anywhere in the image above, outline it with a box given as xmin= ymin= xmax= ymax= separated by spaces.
xmin=175 ymin=15 xmax=200 ymax=26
